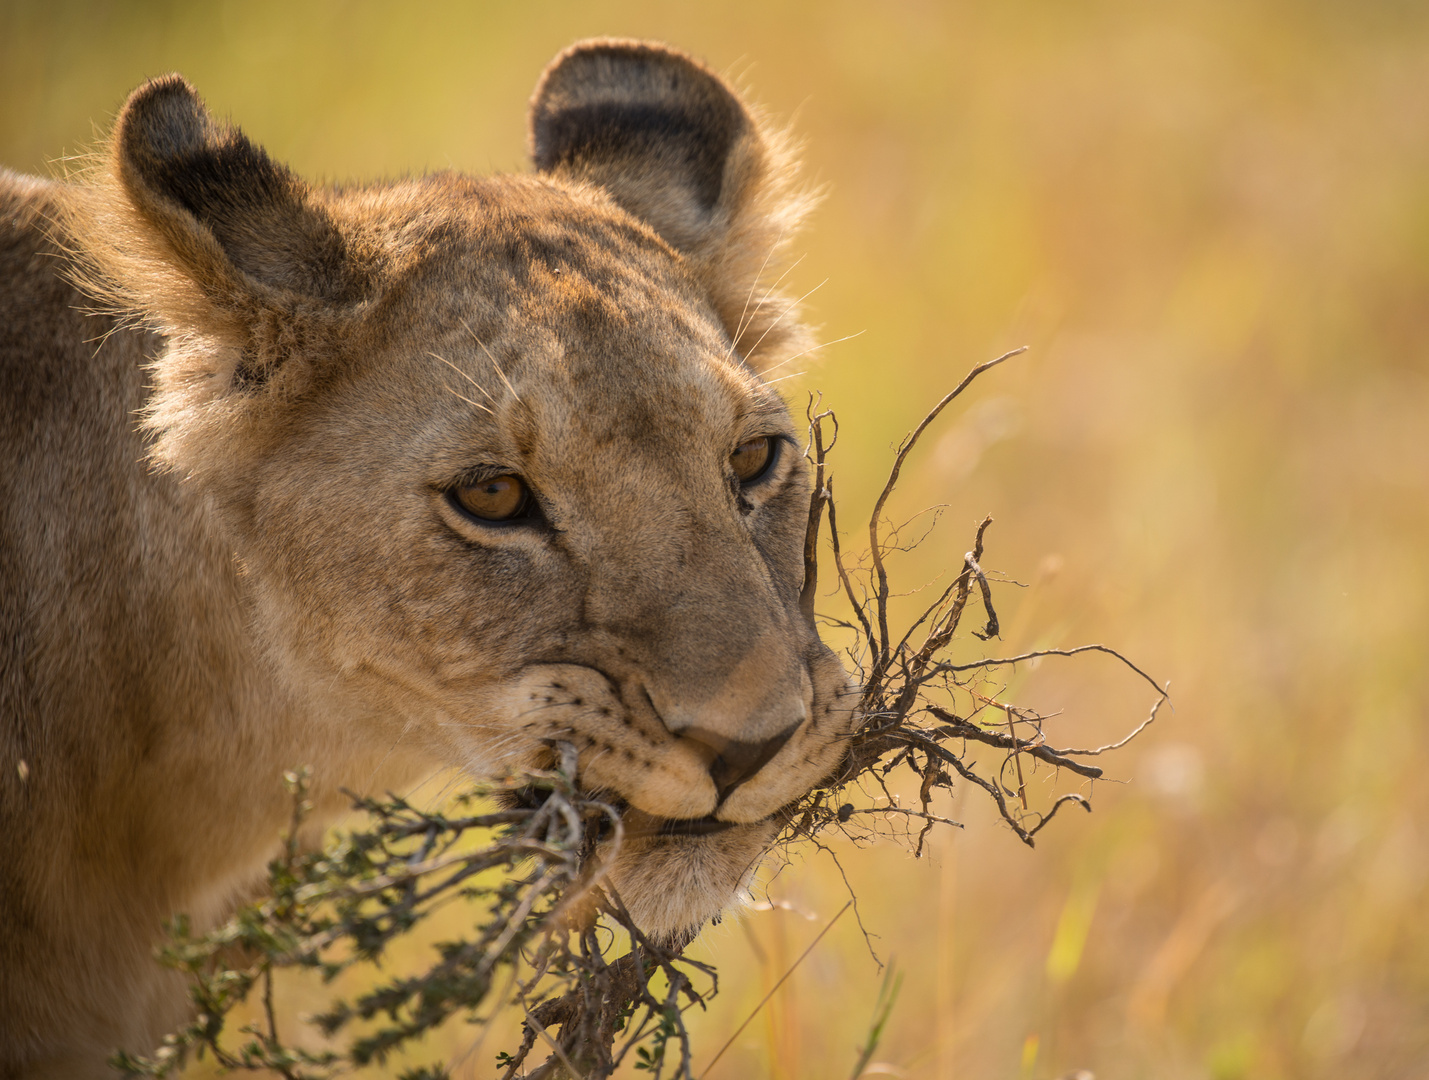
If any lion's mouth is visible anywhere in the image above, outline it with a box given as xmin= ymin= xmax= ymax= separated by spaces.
xmin=620 ymin=808 xmax=738 ymax=838
xmin=501 ymin=784 xmax=795 ymax=938
xmin=498 ymin=785 xmax=744 ymax=839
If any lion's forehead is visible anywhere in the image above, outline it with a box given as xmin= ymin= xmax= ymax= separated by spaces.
xmin=343 ymin=173 xmax=714 ymax=326
xmin=349 ymin=175 xmax=765 ymax=442
xmin=341 ymin=186 xmax=782 ymax=475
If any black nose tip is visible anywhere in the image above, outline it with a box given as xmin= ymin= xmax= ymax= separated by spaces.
xmin=681 ymin=723 xmax=800 ymax=801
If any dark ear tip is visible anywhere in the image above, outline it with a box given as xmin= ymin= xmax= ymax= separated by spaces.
xmin=530 ymin=38 xmax=742 ymax=169
xmin=116 ymin=74 xmax=212 ymax=167
xmin=533 ymin=39 xmax=725 ymax=116
xmin=544 ymin=36 xmax=693 ymax=68
xmin=533 ymin=37 xmax=718 ymax=105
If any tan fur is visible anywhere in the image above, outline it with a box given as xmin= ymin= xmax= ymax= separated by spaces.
xmin=0 ymin=40 xmax=853 ymax=1077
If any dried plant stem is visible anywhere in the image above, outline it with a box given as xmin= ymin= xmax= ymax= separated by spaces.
xmin=698 ymin=901 xmax=851 ymax=1079
xmin=865 ymin=346 xmax=1027 ymax=680
xmin=788 ymin=347 xmax=1165 ymax=854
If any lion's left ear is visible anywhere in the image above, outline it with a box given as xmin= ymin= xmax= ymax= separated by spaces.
xmin=530 ymin=39 xmax=815 ymax=369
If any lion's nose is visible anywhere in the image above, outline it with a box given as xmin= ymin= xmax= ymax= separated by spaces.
xmin=680 ymin=722 xmax=802 ymax=802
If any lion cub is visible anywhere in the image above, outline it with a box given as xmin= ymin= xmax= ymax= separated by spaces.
xmin=0 ymin=40 xmax=854 ymax=1076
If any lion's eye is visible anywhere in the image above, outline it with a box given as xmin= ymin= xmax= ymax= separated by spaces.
xmin=730 ymin=436 xmax=774 ymax=484
xmin=451 ymin=475 xmax=531 ymax=522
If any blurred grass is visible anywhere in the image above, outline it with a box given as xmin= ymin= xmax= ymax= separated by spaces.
xmin=5 ymin=0 xmax=1428 ymax=1076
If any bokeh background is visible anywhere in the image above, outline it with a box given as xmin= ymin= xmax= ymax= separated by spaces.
xmin=5 ymin=1 xmax=1427 ymax=1077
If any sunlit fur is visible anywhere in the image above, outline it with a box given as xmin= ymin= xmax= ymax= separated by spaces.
xmin=0 ymin=39 xmax=855 ymax=1077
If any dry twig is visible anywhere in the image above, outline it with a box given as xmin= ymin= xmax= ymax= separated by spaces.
xmin=784 ymin=349 xmax=1168 ymax=854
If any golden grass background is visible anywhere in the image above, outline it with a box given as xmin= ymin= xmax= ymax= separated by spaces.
xmin=5 ymin=1 xmax=1427 ymax=1077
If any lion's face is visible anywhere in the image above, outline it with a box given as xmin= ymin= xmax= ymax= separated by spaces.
xmin=76 ymin=41 xmax=852 ymax=936
xmin=232 ymin=185 xmax=855 ymax=932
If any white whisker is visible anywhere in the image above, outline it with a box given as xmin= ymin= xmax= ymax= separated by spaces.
xmin=742 ymin=277 xmax=827 ymax=362
xmin=729 ymin=253 xmax=808 ymax=358
xmin=429 ymin=350 xmax=499 ymax=406
xmin=760 ymin=328 xmax=867 ymax=376
xmin=442 ymin=385 xmax=494 ymax=415
xmin=728 ymin=230 xmax=787 ymax=358
xmin=762 ymin=370 xmax=808 ymax=386
xmin=459 ymin=318 xmax=522 ymax=404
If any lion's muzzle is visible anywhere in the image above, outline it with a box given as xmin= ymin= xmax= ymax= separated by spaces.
xmin=497 ymin=655 xmax=855 ymax=825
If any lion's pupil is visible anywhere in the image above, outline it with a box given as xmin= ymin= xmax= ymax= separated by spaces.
xmin=456 ymin=476 xmax=527 ymax=521
xmin=730 ymin=437 xmax=771 ymax=483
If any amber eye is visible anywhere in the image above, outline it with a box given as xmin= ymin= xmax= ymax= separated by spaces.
xmin=730 ymin=436 xmax=774 ymax=483
xmin=451 ymin=475 xmax=531 ymax=522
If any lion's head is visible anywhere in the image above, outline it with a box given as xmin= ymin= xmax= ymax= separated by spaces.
xmin=70 ymin=39 xmax=855 ymax=937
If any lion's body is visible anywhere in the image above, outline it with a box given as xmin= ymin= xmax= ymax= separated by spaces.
xmin=0 ymin=172 xmax=357 ymax=1070
xmin=0 ymin=42 xmax=853 ymax=1077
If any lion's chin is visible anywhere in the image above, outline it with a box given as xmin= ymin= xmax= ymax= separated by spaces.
xmin=600 ymin=811 xmax=782 ymax=941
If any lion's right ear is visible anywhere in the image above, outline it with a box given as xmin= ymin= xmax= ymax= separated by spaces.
xmin=530 ymin=40 xmax=816 ymax=370
xmin=67 ymin=75 xmax=373 ymax=395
